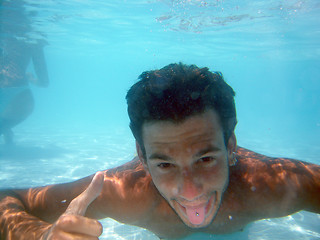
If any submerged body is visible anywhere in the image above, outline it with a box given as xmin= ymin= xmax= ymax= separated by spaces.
xmin=0 ymin=63 xmax=319 ymax=239
xmin=0 ymin=37 xmax=49 ymax=144
xmin=0 ymin=111 xmax=319 ymax=239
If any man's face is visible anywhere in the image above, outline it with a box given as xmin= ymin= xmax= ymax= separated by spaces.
xmin=137 ymin=109 xmax=235 ymax=228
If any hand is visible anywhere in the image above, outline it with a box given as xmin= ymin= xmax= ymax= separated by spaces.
xmin=43 ymin=172 xmax=104 ymax=240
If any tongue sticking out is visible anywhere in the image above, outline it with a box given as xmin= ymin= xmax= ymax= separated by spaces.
xmin=185 ymin=206 xmax=206 ymax=225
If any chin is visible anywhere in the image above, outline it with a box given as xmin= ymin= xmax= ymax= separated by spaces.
xmin=171 ymin=191 xmax=221 ymax=229
xmin=183 ymin=218 xmax=212 ymax=229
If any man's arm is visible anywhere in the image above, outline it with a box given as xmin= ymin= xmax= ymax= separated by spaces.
xmin=0 ymin=172 xmax=104 ymax=240
xmin=233 ymin=148 xmax=320 ymax=219
xmin=299 ymin=160 xmax=320 ymax=213
xmin=0 ymin=189 xmax=51 ymax=239
xmin=0 ymin=158 xmax=154 ymax=239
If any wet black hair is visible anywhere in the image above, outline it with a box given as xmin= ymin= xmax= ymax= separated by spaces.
xmin=126 ymin=63 xmax=237 ymax=156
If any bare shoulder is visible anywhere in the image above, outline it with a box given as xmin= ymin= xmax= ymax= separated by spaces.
xmin=222 ymin=147 xmax=320 ymax=221
xmin=103 ymin=156 xmax=152 ymax=192
xmin=233 ymin=146 xmax=320 ymax=186
xmin=93 ymin=157 xmax=159 ymax=223
xmin=8 ymin=158 xmax=156 ymax=224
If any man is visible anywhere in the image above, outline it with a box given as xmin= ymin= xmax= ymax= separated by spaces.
xmin=0 ymin=37 xmax=49 ymax=144
xmin=0 ymin=63 xmax=319 ymax=239
xmin=0 ymin=0 xmax=49 ymax=144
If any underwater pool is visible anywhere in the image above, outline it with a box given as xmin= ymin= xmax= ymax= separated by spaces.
xmin=1 ymin=126 xmax=319 ymax=239
xmin=1 ymin=0 xmax=320 ymax=239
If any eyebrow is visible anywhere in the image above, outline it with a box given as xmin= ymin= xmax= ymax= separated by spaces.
xmin=148 ymin=153 xmax=172 ymax=161
xmin=193 ymin=145 xmax=221 ymax=158
xmin=148 ymin=145 xmax=221 ymax=161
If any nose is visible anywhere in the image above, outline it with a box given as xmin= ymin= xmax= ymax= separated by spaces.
xmin=178 ymin=168 xmax=203 ymax=201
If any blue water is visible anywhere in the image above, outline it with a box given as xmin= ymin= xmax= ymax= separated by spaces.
xmin=1 ymin=0 xmax=320 ymax=239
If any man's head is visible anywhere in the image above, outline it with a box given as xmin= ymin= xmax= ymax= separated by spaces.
xmin=126 ymin=63 xmax=238 ymax=228
xmin=126 ymin=63 xmax=237 ymax=156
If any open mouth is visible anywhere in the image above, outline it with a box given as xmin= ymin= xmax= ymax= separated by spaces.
xmin=174 ymin=191 xmax=217 ymax=227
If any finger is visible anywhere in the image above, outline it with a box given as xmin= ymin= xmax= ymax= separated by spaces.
xmin=57 ymin=214 xmax=103 ymax=237
xmin=66 ymin=171 xmax=104 ymax=216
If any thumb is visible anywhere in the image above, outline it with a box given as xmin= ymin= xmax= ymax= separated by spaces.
xmin=66 ymin=171 xmax=104 ymax=216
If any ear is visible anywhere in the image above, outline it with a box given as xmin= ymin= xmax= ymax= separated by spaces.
xmin=136 ymin=141 xmax=149 ymax=173
xmin=226 ymin=132 xmax=237 ymax=166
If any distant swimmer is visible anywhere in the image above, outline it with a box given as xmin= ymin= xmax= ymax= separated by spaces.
xmin=0 ymin=63 xmax=319 ymax=239
xmin=0 ymin=0 xmax=49 ymax=144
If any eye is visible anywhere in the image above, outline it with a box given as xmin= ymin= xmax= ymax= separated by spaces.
xmin=197 ymin=157 xmax=216 ymax=165
xmin=157 ymin=162 xmax=174 ymax=169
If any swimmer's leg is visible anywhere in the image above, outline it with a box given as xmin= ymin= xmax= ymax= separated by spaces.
xmin=0 ymin=88 xmax=34 ymax=144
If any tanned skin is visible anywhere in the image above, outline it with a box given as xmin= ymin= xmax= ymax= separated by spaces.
xmin=0 ymin=110 xmax=319 ymax=240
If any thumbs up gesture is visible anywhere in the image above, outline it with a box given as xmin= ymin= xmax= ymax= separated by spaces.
xmin=43 ymin=172 xmax=104 ymax=240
